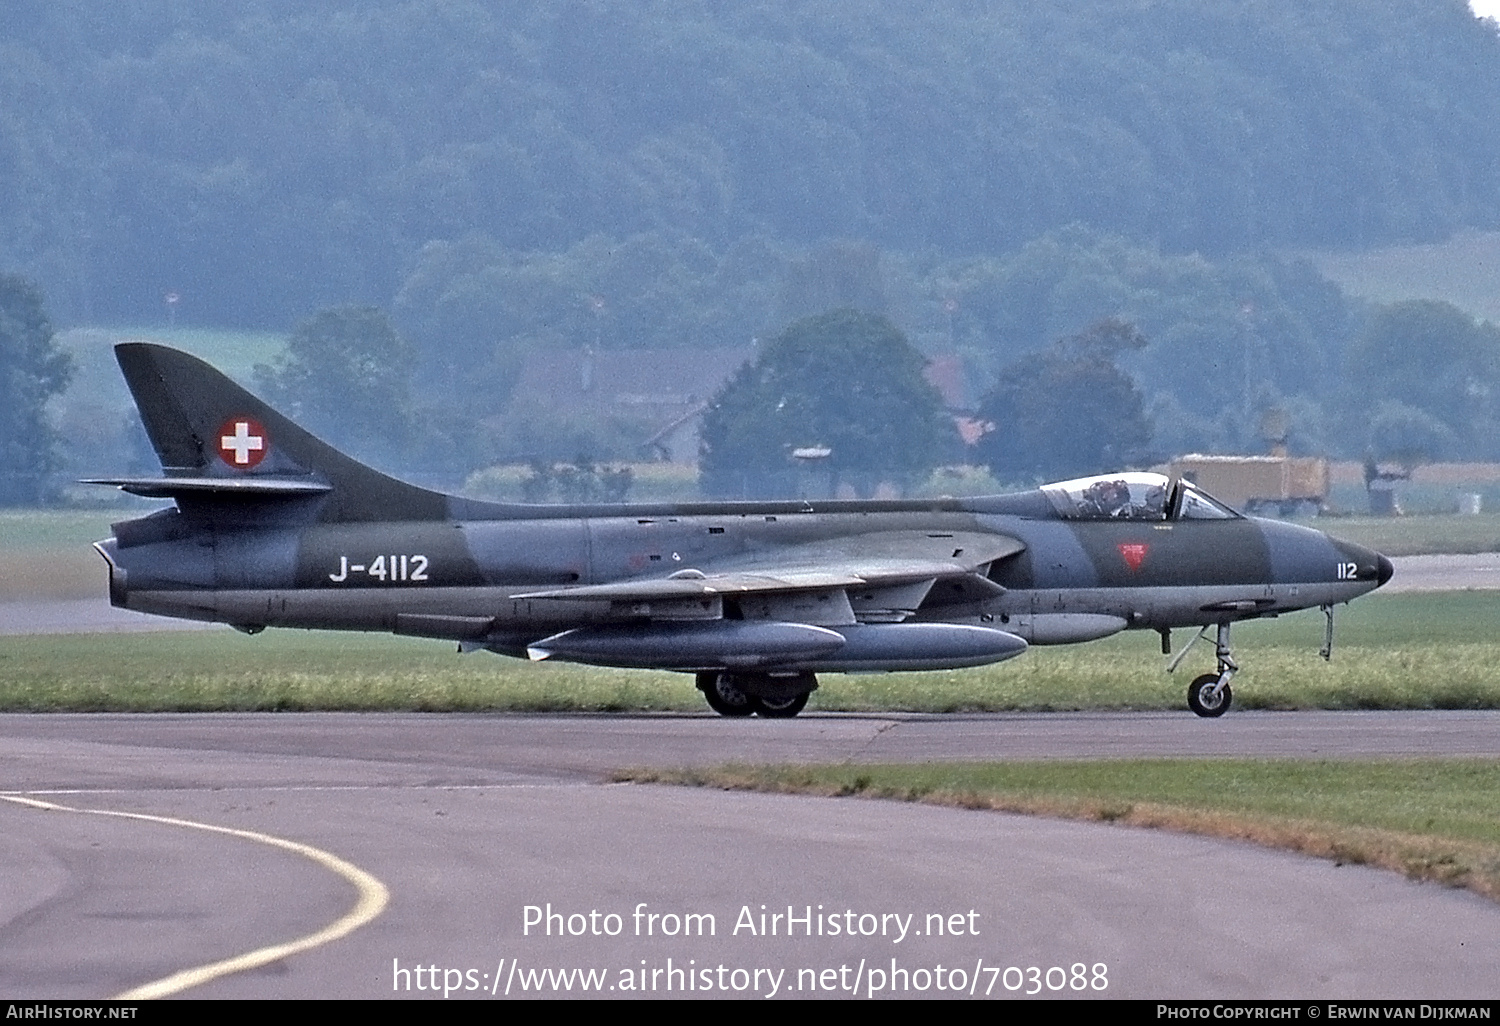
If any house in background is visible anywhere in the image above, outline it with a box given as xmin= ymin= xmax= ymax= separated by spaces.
xmin=509 ymin=347 xmax=752 ymax=462
xmin=509 ymin=346 xmax=981 ymax=465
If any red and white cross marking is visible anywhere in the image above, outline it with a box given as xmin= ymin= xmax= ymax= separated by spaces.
xmin=217 ymin=417 xmax=268 ymax=469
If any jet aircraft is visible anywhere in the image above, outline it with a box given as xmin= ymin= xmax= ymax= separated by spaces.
xmin=89 ymin=343 xmax=1393 ymax=718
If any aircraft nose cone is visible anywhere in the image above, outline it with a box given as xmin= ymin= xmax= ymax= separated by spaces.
xmin=1377 ymin=552 xmax=1394 ymax=587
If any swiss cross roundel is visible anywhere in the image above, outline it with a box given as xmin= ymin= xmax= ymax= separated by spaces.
xmin=217 ymin=417 xmax=268 ymax=469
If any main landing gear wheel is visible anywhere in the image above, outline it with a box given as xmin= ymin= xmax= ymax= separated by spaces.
xmin=697 ymin=671 xmax=754 ymax=717
xmin=751 ymin=693 xmax=808 ymax=718
xmin=696 ymin=671 xmax=815 ymax=718
xmin=1187 ymin=673 xmax=1232 ymax=717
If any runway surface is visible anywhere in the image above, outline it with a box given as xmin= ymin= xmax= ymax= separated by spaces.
xmin=3 ymin=711 xmax=1499 ymax=1000
xmin=1382 ymin=552 xmax=1500 ymax=593
xmin=0 ymin=598 xmax=217 ymax=635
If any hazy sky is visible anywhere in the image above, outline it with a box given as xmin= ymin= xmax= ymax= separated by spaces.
xmin=1472 ymin=0 xmax=1500 ymax=20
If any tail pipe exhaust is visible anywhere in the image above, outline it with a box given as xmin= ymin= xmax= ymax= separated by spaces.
xmin=93 ymin=539 xmax=127 ymax=608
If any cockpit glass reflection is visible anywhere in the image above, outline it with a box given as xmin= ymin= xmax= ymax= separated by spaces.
xmin=1042 ymin=472 xmax=1239 ymax=521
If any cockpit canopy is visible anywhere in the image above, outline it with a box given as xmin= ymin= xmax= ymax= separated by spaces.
xmin=1041 ymin=472 xmax=1239 ymax=521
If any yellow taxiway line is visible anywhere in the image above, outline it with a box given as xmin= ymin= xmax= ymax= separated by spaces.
xmin=1 ymin=793 xmax=390 ymax=999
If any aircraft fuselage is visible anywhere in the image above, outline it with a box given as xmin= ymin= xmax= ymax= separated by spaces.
xmin=89 ymin=343 xmax=1394 ymax=717
xmin=99 ymin=493 xmax=1389 ymax=648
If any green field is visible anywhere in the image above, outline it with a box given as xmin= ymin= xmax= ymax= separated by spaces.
xmin=0 ymin=509 xmax=136 ymax=551
xmin=619 ymin=759 xmax=1500 ymax=901
xmin=1 ymin=592 xmax=1496 ymax=713
xmin=61 ymin=326 xmax=286 ymax=389
xmin=1297 ymin=512 xmax=1500 ymax=556
xmin=1303 ymin=228 xmax=1500 ymax=323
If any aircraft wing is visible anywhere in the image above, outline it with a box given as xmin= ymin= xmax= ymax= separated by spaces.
xmin=513 ymin=570 xmax=867 ymax=601
xmin=514 ymin=530 xmax=1024 ymax=623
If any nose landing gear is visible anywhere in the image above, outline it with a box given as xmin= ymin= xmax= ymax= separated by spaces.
xmin=1174 ymin=622 xmax=1237 ymax=718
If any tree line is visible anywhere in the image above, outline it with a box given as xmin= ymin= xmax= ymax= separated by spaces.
xmin=7 ymin=262 xmax=1498 ymax=504
xmin=4 ymin=0 xmax=1500 ymax=328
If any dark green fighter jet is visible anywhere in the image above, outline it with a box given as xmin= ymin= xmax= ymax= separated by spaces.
xmin=89 ymin=343 xmax=1393 ymax=718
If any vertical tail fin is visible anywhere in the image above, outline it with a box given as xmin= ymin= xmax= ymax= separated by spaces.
xmin=112 ymin=342 xmax=449 ymax=522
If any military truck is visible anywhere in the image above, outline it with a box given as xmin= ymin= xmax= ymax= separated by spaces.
xmin=1163 ymin=453 xmax=1330 ymax=517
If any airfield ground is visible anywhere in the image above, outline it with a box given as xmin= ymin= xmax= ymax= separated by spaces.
xmin=1 ymin=589 xmax=1498 ymax=714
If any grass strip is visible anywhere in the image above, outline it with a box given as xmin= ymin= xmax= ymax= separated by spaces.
xmin=0 ymin=631 xmax=703 ymax=713
xmin=614 ymin=759 xmax=1500 ymax=902
xmin=0 ymin=510 xmax=129 ymax=551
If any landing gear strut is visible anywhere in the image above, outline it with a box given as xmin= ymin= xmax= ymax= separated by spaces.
xmin=696 ymin=671 xmax=816 ymax=718
xmin=1182 ymin=622 xmax=1237 ymax=718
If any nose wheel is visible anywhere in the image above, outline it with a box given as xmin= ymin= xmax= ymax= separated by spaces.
xmin=1173 ymin=622 xmax=1237 ymax=717
xmin=1187 ymin=673 xmax=1232 ymax=717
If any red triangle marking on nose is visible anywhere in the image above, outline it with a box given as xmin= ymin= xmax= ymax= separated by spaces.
xmin=1118 ymin=543 xmax=1148 ymax=572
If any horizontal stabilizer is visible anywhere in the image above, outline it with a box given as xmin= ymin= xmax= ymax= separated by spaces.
xmin=82 ymin=476 xmax=333 ymax=498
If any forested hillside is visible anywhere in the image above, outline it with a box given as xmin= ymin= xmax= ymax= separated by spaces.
xmin=5 ymin=0 xmax=1500 ymax=489
xmin=6 ymin=0 xmax=1499 ymax=327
